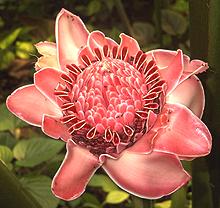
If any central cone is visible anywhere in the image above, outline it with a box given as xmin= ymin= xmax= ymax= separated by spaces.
xmin=56 ymin=52 xmax=166 ymax=156
xmin=72 ymin=58 xmax=147 ymax=134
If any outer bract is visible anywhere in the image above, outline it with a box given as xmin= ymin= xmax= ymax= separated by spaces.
xmin=7 ymin=9 xmax=212 ymax=200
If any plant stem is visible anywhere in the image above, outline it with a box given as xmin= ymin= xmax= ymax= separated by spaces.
xmin=0 ymin=161 xmax=42 ymax=208
xmin=190 ymin=0 xmax=220 ymax=207
xmin=207 ymin=0 xmax=220 ymax=207
xmin=114 ymin=0 xmax=135 ymax=37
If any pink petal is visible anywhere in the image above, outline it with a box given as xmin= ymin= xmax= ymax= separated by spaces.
xmin=35 ymin=56 xmax=59 ymax=71
xmin=52 ymin=140 xmax=101 ymax=200
xmin=78 ymin=46 xmax=96 ymax=66
xmin=56 ymin=9 xmax=89 ymax=70
xmin=159 ymin=50 xmax=184 ymax=94
xmin=184 ymin=59 xmax=208 ymax=73
xmin=87 ymin=31 xmax=118 ymax=54
xmin=179 ymin=60 xmax=209 ymax=83
xmin=167 ymin=75 xmax=205 ymax=118
xmin=35 ymin=41 xmax=56 ymax=56
xmin=145 ymin=49 xmax=209 ymax=80
xmin=127 ymin=130 xmax=156 ymax=154
xmin=103 ymin=150 xmax=190 ymax=199
xmin=145 ymin=49 xmax=178 ymax=68
xmin=34 ymin=67 xmax=65 ymax=103
xmin=42 ymin=115 xmax=71 ymax=141
xmin=88 ymin=31 xmax=108 ymax=52
xmin=35 ymin=41 xmax=59 ymax=70
xmin=118 ymin=33 xmax=140 ymax=57
xmin=106 ymin=37 xmax=118 ymax=49
xmin=153 ymin=103 xmax=212 ymax=157
xmin=6 ymin=85 xmax=62 ymax=127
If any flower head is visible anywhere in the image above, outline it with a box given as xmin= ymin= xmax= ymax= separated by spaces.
xmin=7 ymin=9 xmax=212 ymax=200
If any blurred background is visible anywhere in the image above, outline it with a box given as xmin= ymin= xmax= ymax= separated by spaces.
xmin=0 ymin=0 xmax=213 ymax=208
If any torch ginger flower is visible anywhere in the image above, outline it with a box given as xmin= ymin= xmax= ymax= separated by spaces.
xmin=7 ymin=9 xmax=212 ymax=200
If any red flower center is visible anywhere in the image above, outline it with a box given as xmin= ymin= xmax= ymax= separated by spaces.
xmin=54 ymin=46 xmax=167 ymax=156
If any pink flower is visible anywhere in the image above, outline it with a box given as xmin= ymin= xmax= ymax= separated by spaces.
xmin=7 ymin=9 xmax=212 ymax=200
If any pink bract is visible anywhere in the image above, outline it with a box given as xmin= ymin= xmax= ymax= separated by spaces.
xmin=7 ymin=8 xmax=212 ymax=200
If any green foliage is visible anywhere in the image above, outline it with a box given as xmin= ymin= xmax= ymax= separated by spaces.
xmin=0 ymin=28 xmax=22 ymax=50
xmin=161 ymin=9 xmax=188 ymax=36
xmin=0 ymin=145 xmax=13 ymax=169
xmin=133 ymin=22 xmax=155 ymax=46
xmin=0 ymin=50 xmax=15 ymax=70
xmin=20 ymin=175 xmax=59 ymax=208
xmin=171 ymin=0 xmax=189 ymax=13
xmin=0 ymin=145 xmax=13 ymax=163
xmin=13 ymin=137 xmax=64 ymax=167
xmin=105 ymin=190 xmax=130 ymax=204
xmin=87 ymin=0 xmax=102 ymax=16
xmin=0 ymin=103 xmax=27 ymax=132
xmin=89 ymin=174 xmax=119 ymax=192
xmin=0 ymin=132 xmax=17 ymax=149
xmin=16 ymin=41 xmax=35 ymax=59
xmin=155 ymin=200 xmax=171 ymax=208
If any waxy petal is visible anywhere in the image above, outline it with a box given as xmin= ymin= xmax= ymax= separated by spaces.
xmin=103 ymin=150 xmax=190 ymax=199
xmin=35 ymin=41 xmax=59 ymax=70
xmin=35 ymin=56 xmax=59 ymax=71
xmin=153 ymin=103 xmax=212 ymax=157
xmin=159 ymin=50 xmax=184 ymax=94
xmin=78 ymin=46 xmax=96 ymax=66
xmin=118 ymin=33 xmax=140 ymax=57
xmin=167 ymin=75 xmax=205 ymax=118
xmin=145 ymin=49 xmax=179 ymax=68
xmin=88 ymin=31 xmax=118 ymax=54
xmin=35 ymin=41 xmax=56 ymax=56
xmin=6 ymin=85 xmax=62 ymax=127
xmin=42 ymin=115 xmax=71 ymax=141
xmin=52 ymin=140 xmax=101 ymax=200
xmin=127 ymin=130 xmax=156 ymax=154
xmin=34 ymin=67 xmax=65 ymax=104
xmin=179 ymin=60 xmax=209 ymax=83
xmin=56 ymin=9 xmax=89 ymax=70
xmin=145 ymin=49 xmax=208 ymax=80
xmin=88 ymin=31 xmax=108 ymax=52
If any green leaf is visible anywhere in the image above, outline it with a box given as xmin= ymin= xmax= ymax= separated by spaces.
xmin=155 ymin=200 xmax=171 ymax=208
xmin=105 ymin=190 xmax=129 ymax=204
xmin=69 ymin=193 xmax=101 ymax=208
xmin=68 ymin=198 xmax=82 ymax=207
xmin=0 ymin=145 xmax=13 ymax=163
xmin=0 ymin=28 xmax=22 ymax=50
xmin=0 ymin=49 xmax=15 ymax=70
xmin=82 ymin=193 xmax=100 ymax=205
xmin=0 ymin=132 xmax=17 ymax=149
xmin=43 ymin=153 xmax=65 ymax=177
xmin=87 ymin=0 xmax=101 ymax=16
xmin=171 ymin=0 xmax=189 ymax=13
xmin=16 ymin=41 xmax=35 ymax=59
xmin=20 ymin=175 xmax=59 ymax=208
xmin=161 ymin=9 xmax=188 ymax=35
xmin=133 ymin=22 xmax=155 ymax=46
xmin=13 ymin=137 xmax=64 ymax=167
xmin=0 ymin=161 xmax=42 ymax=208
xmin=89 ymin=174 xmax=119 ymax=192
xmin=0 ymin=145 xmax=13 ymax=170
xmin=0 ymin=103 xmax=27 ymax=131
